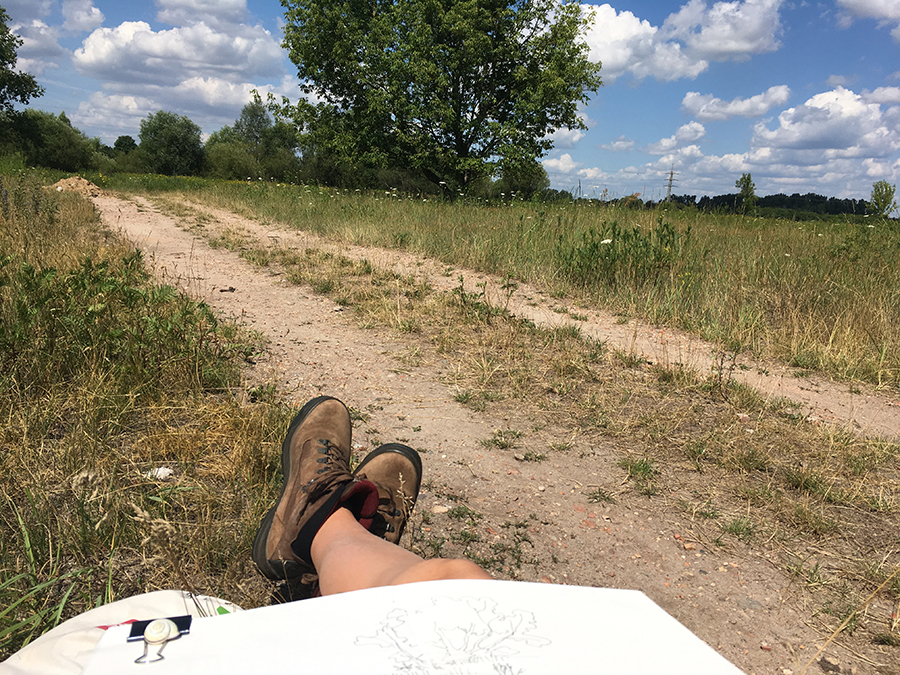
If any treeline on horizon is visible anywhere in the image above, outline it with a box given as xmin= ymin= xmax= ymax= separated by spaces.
xmin=0 ymin=104 xmax=879 ymax=219
xmin=666 ymin=192 xmax=869 ymax=219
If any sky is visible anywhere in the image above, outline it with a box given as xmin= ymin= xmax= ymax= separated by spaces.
xmin=5 ymin=0 xmax=900 ymax=200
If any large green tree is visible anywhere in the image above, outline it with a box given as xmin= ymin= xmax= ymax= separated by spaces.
xmin=280 ymin=0 xmax=601 ymax=190
xmin=139 ymin=111 xmax=204 ymax=176
xmin=0 ymin=8 xmax=43 ymax=111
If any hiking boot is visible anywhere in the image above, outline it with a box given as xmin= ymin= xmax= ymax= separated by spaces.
xmin=252 ymin=396 xmax=379 ymax=581
xmin=353 ymin=443 xmax=423 ymax=544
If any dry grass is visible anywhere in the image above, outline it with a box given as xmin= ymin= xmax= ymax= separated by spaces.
xmin=2 ymin=173 xmax=897 ymax=660
xmin=0 ymin=175 xmax=294 ymax=657
xmin=155 ymin=198 xmax=900 ymax=649
xmin=121 ymin=178 xmax=900 ymax=392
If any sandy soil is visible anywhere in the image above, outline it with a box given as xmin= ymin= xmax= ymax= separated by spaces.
xmin=90 ymin=191 xmax=900 ymax=675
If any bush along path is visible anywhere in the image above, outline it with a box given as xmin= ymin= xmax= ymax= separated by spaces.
xmin=92 ymin=189 xmax=900 ymax=674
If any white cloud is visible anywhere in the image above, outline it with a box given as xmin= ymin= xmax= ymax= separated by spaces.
xmin=657 ymin=144 xmax=706 ymax=165
xmin=547 ymin=127 xmax=586 ymax=147
xmin=682 ymin=85 xmax=791 ymax=121
xmin=73 ymin=21 xmax=284 ymax=86
xmin=553 ymin=84 xmax=900 ymax=199
xmin=72 ymin=75 xmax=301 ymax=142
xmin=752 ymin=87 xmax=900 ymax=159
xmin=646 ymin=122 xmax=706 ymax=154
xmin=170 ymin=77 xmax=262 ymax=112
xmin=862 ymin=157 xmax=900 ymax=180
xmin=63 ymin=0 xmax=104 ymax=32
xmin=837 ymin=0 xmax=900 ymax=22
xmin=581 ymin=0 xmax=785 ymax=84
xmin=601 ymin=135 xmax=636 ymax=152
xmin=10 ymin=20 xmax=66 ymax=75
xmin=837 ymin=0 xmax=900 ymax=39
xmin=581 ymin=4 xmax=708 ymax=82
xmin=578 ymin=167 xmax=609 ymax=181
xmin=542 ymin=153 xmax=581 ymax=174
xmin=662 ymin=0 xmax=785 ymax=61
xmin=3 ymin=0 xmax=53 ymax=24
xmin=72 ymin=92 xmax=158 ymax=137
xmin=863 ymin=86 xmax=900 ymax=105
xmin=155 ymin=0 xmax=250 ymax=29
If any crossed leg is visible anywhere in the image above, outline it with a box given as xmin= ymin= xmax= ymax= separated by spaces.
xmin=311 ymin=507 xmax=492 ymax=595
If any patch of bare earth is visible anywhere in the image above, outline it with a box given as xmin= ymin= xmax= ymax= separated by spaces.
xmin=91 ymin=191 xmax=900 ymax=675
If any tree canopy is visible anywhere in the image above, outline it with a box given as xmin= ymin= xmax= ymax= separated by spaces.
xmin=205 ymin=99 xmax=300 ymax=181
xmin=114 ymin=135 xmax=137 ymax=155
xmin=0 ymin=8 xmax=43 ymax=111
xmin=0 ymin=109 xmax=100 ymax=171
xmin=868 ymin=180 xmax=897 ymax=219
xmin=139 ymin=111 xmax=204 ymax=176
xmin=279 ymin=0 xmax=602 ymax=190
xmin=735 ymin=173 xmax=757 ymax=213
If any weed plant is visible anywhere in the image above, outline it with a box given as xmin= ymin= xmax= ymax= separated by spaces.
xmin=100 ymin=176 xmax=900 ymax=391
xmin=0 ymin=175 xmax=290 ymax=658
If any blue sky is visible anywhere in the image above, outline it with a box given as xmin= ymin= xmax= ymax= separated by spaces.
xmin=6 ymin=0 xmax=900 ymax=199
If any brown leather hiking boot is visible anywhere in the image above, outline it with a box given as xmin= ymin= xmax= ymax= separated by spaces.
xmin=353 ymin=443 xmax=423 ymax=544
xmin=252 ymin=396 xmax=379 ymax=581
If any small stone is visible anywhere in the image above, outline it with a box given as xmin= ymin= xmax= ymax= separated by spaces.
xmin=760 ymin=643 xmax=771 ymax=652
xmin=513 ymin=454 xmax=525 ymax=461
xmin=683 ymin=541 xmax=697 ymax=551
xmin=537 ymin=486 xmax=546 ymax=491
xmin=431 ymin=505 xmax=450 ymax=514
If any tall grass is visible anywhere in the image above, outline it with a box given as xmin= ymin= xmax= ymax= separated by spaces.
xmin=108 ymin=176 xmax=900 ymax=390
xmin=0 ymin=174 xmax=289 ymax=658
xmin=3 ymin=171 xmax=894 ymax=655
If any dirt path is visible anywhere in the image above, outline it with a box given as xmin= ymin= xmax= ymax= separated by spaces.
xmin=93 ymin=193 xmax=900 ymax=675
xmin=156 ymin=194 xmax=900 ymax=441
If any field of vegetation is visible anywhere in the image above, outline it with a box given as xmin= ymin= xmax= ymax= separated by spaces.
xmin=105 ymin=173 xmax=900 ymax=392
xmin=1 ymin=170 xmax=898 ymax=662
xmin=0 ymin=173 xmax=293 ymax=656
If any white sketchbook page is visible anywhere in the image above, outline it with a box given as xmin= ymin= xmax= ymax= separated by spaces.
xmin=84 ymin=579 xmax=744 ymax=674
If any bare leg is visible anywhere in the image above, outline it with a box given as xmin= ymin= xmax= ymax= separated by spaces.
xmin=311 ymin=508 xmax=492 ymax=595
